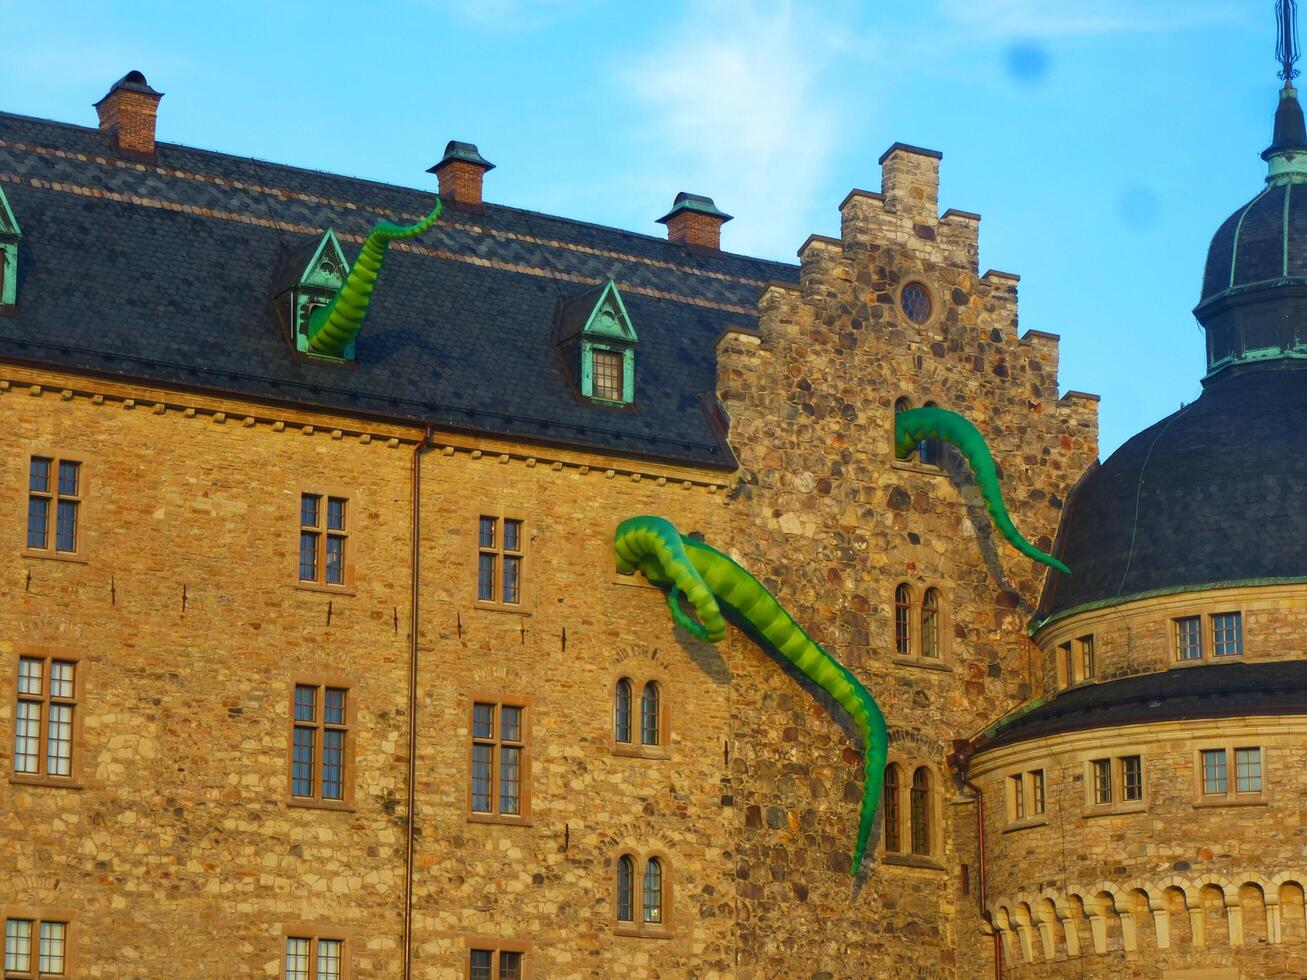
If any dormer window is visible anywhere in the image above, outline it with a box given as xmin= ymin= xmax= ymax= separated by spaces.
xmin=271 ymin=229 xmax=351 ymax=360
xmin=0 ymin=185 xmax=20 ymax=314
xmin=555 ymin=279 xmax=637 ymax=406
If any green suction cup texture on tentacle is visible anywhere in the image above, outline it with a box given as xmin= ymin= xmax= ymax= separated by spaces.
xmin=615 ymin=516 xmax=887 ymax=877
xmin=895 ymin=406 xmax=1071 ymax=576
xmin=306 ymin=199 xmax=444 ymax=357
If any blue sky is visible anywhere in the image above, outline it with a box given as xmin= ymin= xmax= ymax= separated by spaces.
xmin=0 ymin=0 xmax=1278 ymax=455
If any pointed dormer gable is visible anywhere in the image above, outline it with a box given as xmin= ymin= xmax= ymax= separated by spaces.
xmin=555 ymin=279 xmax=638 ymax=405
xmin=0 ymin=184 xmax=20 ymax=313
xmin=271 ymin=229 xmax=352 ymax=359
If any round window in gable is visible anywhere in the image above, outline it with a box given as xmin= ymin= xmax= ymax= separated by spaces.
xmin=900 ymin=282 xmax=932 ymax=324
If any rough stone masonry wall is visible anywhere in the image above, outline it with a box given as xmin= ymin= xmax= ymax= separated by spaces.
xmin=0 ymin=368 xmax=417 ymax=978
xmin=717 ymin=146 xmax=1098 ymax=979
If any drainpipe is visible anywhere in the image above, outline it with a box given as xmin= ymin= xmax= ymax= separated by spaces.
xmin=402 ymin=428 xmax=432 ymax=980
xmin=953 ymin=736 xmax=1000 ymax=980
xmin=961 ymin=772 xmax=1002 ymax=980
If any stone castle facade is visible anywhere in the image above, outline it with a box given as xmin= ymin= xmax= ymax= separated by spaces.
xmin=0 ymin=64 xmax=1303 ymax=980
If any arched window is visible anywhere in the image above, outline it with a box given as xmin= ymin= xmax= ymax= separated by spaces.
xmin=918 ymin=400 xmax=940 ymax=466
xmin=640 ymin=682 xmax=660 ymax=746
xmin=642 ymin=858 xmax=664 ymax=924
xmin=911 ymin=767 xmax=932 ymax=855
xmin=883 ymin=764 xmax=902 ymax=852
xmin=894 ymin=584 xmax=912 ymax=655
xmin=616 ymin=855 xmax=635 ymax=922
xmin=921 ymin=589 xmax=941 ymax=659
xmin=614 ymin=678 xmax=633 ymax=743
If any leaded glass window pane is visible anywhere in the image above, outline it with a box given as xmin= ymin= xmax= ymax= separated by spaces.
xmin=921 ymin=589 xmax=940 ymax=658
xmin=317 ymin=938 xmax=342 ymax=980
xmin=883 ymin=765 xmax=901 ymax=852
xmin=38 ymin=920 xmax=65 ymax=975
xmin=593 ymin=348 xmax=624 ymax=401
xmin=5 ymin=918 xmax=32 ymax=973
xmin=617 ymin=855 xmax=635 ymax=921
xmin=29 ymin=457 xmax=51 ymax=494
xmin=640 ymin=682 xmax=660 ymax=746
xmin=14 ymin=700 xmax=40 ymax=774
xmin=285 ymin=937 xmax=310 ymax=980
xmin=326 ymin=497 xmax=346 ymax=531
xmin=500 ymin=746 xmax=521 ymax=815
xmin=469 ymin=950 xmax=493 ymax=980
xmin=294 ymin=685 xmax=316 ymax=722
xmin=477 ymin=553 xmax=495 ymax=601
xmin=1212 ymin=613 xmax=1243 ymax=657
xmin=57 ymin=461 xmax=79 ymax=497
xmin=1092 ymin=758 xmax=1112 ymax=804
xmin=501 ymin=706 xmax=522 ymax=743
xmin=471 ymin=743 xmax=493 ymax=812
xmin=325 ymin=534 xmax=345 ymax=585
xmin=502 ymin=555 xmax=521 ymax=604
xmin=503 ymin=519 xmax=521 ymax=553
xmin=642 ymin=858 xmax=663 ymax=924
xmin=49 ymin=661 xmax=74 ymax=699
xmin=27 ymin=496 xmax=48 ymax=549
xmin=1122 ymin=756 xmax=1143 ymax=801
xmin=1235 ymin=747 xmax=1261 ymax=793
xmin=894 ymin=584 xmax=911 ymax=655
xmin=292 ymin=727 xmax=315 ymax=797
xmin=322 ymin=729 xmax=344 ymax=800
xmin=1176 ymin=616 xmax=1203 ymax=660
xmin=500 ymin=950 xmax=523 ymax=980
xmin=54 ymin=500 xmax=77 ymax=552
xmin=910 ymin=767 xmax=930 ymax=854
xmin=472 ymin=703 xmax=494 ymax=740
xmin=614 ymin=679 xmax=632 ymax=743
xmin=301 ymin=494 xmax=320 ymax=528
xmin=1031 ymin=770 xmax=1046 ymax=814
xmin=1011 ymin=773 xmax=1025 ymax=819
xmin=300 ymin=531 xmax=319 ymax=581
xmin=901 ymin=282 xmax=932 ymax=323
xmin=1202 ymin=749 xmax=1228 ymax=795
xmin=18 ymin=657 xmax=42 ymax=696
xmin=478 ymin=517 xmax=496 ymax=549
xmin=46 ymin=703 xmax=73 ymax=777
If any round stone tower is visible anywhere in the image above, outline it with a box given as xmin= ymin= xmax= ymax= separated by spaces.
xmin=962 ymin=8 xmax=1307 ymax=977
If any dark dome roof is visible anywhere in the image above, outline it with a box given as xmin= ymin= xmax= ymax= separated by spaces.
xmin=1039 ymin=367 xmax=1307 ymax=621
xmin=1200 ymin=180 xmax=1307 ymax=305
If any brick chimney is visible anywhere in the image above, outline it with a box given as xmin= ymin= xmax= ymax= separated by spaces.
xmin=657 ymin=193 xmax=732 ymax=250
xmin=94 ymin=71 xmax=163 ymax=158
xmin=427 ymin=141 xmax=495 ymax=208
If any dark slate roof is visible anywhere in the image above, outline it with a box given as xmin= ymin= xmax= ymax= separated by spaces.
xmin=985 ymin=661 xmax=1307 ymax=750
xmin=1039 ymin=365 xmax=1307 ymax=620
xmin=0 ymin=110 xmax=798 ymax=466
xmin=1200 ymin=179 xmax=1307 ymax=306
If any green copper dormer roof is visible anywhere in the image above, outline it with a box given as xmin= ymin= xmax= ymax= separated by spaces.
xmin=656 ymin=192 xmax=732 ymax=226
xmin=426 ymin=141 xmax=495 ymax=175
xmin=555 ymin=278 xmax=637 ymax=344
xmin=0 ymin=185 xmax=19 ymax=241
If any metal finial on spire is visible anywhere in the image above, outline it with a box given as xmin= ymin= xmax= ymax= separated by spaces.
xmin=1278 ymin=0 xmax=1301 ymax=82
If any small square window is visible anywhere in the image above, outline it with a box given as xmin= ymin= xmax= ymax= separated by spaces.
xmin=1175 ymin=616 xmax=1203 ymax=661
xmin=1234 ymin=747 xmax=1262 ymax=793
xmin=1121 ymin=756 xmax=1143 ymax=801
xmin=1201 ymin=748 xmax=1228 ymax=795
xmin=1091 ymin=758 xmax=1112 ymax=804
xmin=1212 ymin=613 xmax=1243 ymax=657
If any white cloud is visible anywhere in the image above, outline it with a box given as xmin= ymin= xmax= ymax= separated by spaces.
xmin=937 ymin=0 xmax=1245 ymax=39
xmin=619 ymin=0 xmax=847 ymax=258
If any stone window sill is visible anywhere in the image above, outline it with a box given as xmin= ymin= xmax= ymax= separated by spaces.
xmin=614 ymin=925 xmax=672 ymax=940
xmin=892 ymin=656 xmax=952 ymax=673
xmin=473 ymin=601 xmax=532 ymax=617
xmin=21 ymin=549 xmax=88 ymax=565
xmin=612 ymin=744 xmax=671 ymax=761
xmin=1193 ymin=796 xmax=1267 ymax=809
xmin=1081 ymin=803 xmax=1145 ymax=819
xmin=881 ymin=853 xmax=946 ymax=872
xmin=9 ymin=774 xmax=84 ymax=790
xmin=287 ymin=797 xmax=356 ymax=813
xmin=1002 ymin=816 xmax=1048 ymax=833
xmin=293 ymin=580 xmax=356 ymax=597
xmin=468 ymin=812 xmax=533 ymax=828
xmin=891 ymin=459 xmax=944 ymax=477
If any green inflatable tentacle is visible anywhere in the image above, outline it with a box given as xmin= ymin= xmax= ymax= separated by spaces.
xmin=615 ymin=516 xmax=887 ymax=877
xmin=306 ymin=200 xmax=444 ymax=357
xmin=894 ymin=406 xmax=1070 ymax=575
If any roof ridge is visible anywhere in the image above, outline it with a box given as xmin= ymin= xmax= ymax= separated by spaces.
xmin=0 ymin=109 xmax=798 ymax=273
